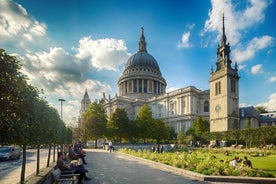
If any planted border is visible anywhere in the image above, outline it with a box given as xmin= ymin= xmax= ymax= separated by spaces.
xmin=119 ymin=148 xmax=275 ymax=178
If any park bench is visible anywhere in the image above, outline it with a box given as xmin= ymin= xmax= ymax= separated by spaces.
xmin=51 ymin=168 xmax=79 ymax=184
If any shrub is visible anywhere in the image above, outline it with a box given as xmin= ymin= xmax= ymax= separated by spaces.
xmin=118 ymin=148 xmax=275 ymax=178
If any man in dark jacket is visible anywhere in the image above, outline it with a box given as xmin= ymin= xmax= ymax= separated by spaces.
xmin=57 ymin=152 xmax=91 ymax=184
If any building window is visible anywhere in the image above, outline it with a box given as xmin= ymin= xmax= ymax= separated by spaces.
xmin=241 ymin=109 xmax=245 ymax=117
xmin=231 ymin=79 xmax=236 ymax=93
xmin=170 ymin=102 xmax=174 ymax=115
xmin=215 ymin=81 xmax=221 ymax=95
xmin=204 ymin=101 xmax=209 ymax=112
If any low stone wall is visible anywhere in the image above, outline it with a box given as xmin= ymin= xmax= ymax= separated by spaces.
xmin=24 ymin=166 xmax=53 ymax=184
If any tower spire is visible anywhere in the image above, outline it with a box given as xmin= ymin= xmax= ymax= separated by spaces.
xmin=221 ymin=12 xmax=227 ymax=46
xmin=84 ymin=88 xmax=89 ymax=98
xmin=138 ymin=27 xmax=147 ymax=52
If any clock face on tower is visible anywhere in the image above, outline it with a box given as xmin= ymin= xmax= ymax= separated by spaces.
xmin=215 ymin=104 xmax=221 ymax=113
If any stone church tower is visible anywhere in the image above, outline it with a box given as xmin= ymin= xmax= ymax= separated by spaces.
xmin=78 ymin=89 xmax=91 ymax=128
xmin=210 ymin=14 xmax=240 ymax=132
xmin=80 ymin=89 xmax=91 ymax=114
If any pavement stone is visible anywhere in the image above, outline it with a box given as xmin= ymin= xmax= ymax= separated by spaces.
xmin=36 ymin=148 xmax=276 ymax=184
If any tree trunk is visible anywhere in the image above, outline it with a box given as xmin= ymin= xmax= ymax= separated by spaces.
xmin=47 ymin=144 xmax=51 ymax=167
xmin=36 ymin=145 xmax=40 ymax=175
xmin=53 ymin=144 xmax=56 ymax=162
xmin=20 ymin=144 xmax=27 ymax=184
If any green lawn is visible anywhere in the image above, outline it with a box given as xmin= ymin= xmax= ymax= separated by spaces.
xmin=119 ymin=148 xmax=276 ymax=177
xmin=205 ymin=153 xmax=276 ymax=176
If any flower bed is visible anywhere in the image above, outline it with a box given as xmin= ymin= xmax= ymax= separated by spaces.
xmin=119 ymin=148 xmax=275 ymax=178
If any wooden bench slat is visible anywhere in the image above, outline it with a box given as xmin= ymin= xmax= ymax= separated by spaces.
xmin=51 ymin=168 xmax=79 ymax=184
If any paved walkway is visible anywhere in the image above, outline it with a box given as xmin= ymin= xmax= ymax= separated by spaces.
xmin=83 ymin=149 xmax=207 ymax=184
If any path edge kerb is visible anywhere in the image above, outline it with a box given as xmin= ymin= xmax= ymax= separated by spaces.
xmin=117 ymin=152 xmax=276 ymax=184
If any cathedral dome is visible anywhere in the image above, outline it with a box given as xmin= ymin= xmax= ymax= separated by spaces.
xmin=125 ymin=51 xmax=160 ymax=72
xmin=118 ymin=28 xmax=166 ymax=98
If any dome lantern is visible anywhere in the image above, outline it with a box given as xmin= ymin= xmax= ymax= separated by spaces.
xmin=139 ymin=27 xmax=147 ymax=52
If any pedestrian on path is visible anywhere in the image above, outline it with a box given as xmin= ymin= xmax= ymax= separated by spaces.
xmin=109 ymin=141 xmax=114 ymax=152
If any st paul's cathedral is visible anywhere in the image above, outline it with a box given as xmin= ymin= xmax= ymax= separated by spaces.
xmin=79 ymin=15 xmax=240 ymax=134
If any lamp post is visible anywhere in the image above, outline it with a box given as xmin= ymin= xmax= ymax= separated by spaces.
xmin=58 ymin=98 xmax=65 ymax=120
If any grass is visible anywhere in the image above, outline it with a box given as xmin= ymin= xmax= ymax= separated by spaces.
xmin=198 ymin=151 xmax=276 ymax=176
xmin=119 ymin=147 xmax=276 ymax=177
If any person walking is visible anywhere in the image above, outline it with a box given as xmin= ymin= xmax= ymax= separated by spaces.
xmin=109 ymin=141 xmax=114 ymax=152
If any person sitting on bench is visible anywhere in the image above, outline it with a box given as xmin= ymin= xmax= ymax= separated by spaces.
xmin=57 ymin=151 xmax=91 ymax=184
xmin=69 ymin=144 xmax=88 ymax=164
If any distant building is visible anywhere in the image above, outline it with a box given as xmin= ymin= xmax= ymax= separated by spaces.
xmin=239 ymin=106 xmax=259 ymax=129
xmin=259 ymin=111 xmax=276 ymax=126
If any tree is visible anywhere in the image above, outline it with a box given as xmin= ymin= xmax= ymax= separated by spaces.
xmin=136 ymin=104 xmax=154 ymax=143
xmin=0 ymin=49 xmax=29 ymax=144
xmin=168 ymin=126 xmax=177 ymax=142
xmin=185 ymin=116 xmax=209 ymax=145
xmin=243 ymin=118 xmax=250 ymax=129
xmin=108 ymin=108 xmax=130 ymax=143
xmin=194 ymin=116 xmax=209 ymax=136
xmin=151 ymin=119 xmax=169 ymax=143
xmin=256 ymin=106 xmax=268 ymax=113
xmin=177 ymin=129 xmax=185 ymax=144
xmin=82 ymin=101 xmax=107 ymax=147
xmin=0 ymin=49 xmax=71 ymax=182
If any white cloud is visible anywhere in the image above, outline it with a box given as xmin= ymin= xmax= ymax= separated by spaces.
xmin=202 ymin=0 xmax=272 ymax=45
xmin=75 ymin=36 xmax=131 ymax=71
xmin=232 ymin=36 xmax=273 ymax=63
xmin=239 ymin=103 xmax=251 ymax=108
xmin=251 ymin=64 xmax=263 ymax=74
xmin=1 ymin=1 xmax=131 ymax=124
xmin=178 ymin=32 xmax=192 ymax=48
xmin=238 ymin=64 xmax=246 ymax=70
xmin=187 ymin=23 xmax=195 ymax=30
xmin=269 ymin=76 xmax=276 ymax=83
xmin=178 ymin=23 xmax=195 ymax=49
xmin=19 ymin=35 xmax=129 ymax=123
xmin=258 ymin=93 xmax=276 ymax=111
xmin=0 ymin=0 xmax=47 ymax=49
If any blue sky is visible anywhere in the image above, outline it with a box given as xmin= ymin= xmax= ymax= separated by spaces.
xmin=1 ymin=0 xmax=275 ymax=125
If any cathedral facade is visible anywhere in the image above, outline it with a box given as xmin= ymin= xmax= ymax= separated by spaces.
xmin=100 ymin=28 xmax=210 ymax=134
xmin=80 ymin=15 xmax=239 ymax=134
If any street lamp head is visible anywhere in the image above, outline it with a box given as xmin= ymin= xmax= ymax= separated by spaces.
xmin=58 ymin=98 xmax=66 ymax=120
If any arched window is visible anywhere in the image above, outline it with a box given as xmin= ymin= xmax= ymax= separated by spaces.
xmin=204 ymin=101 xmax=209 ymax=112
